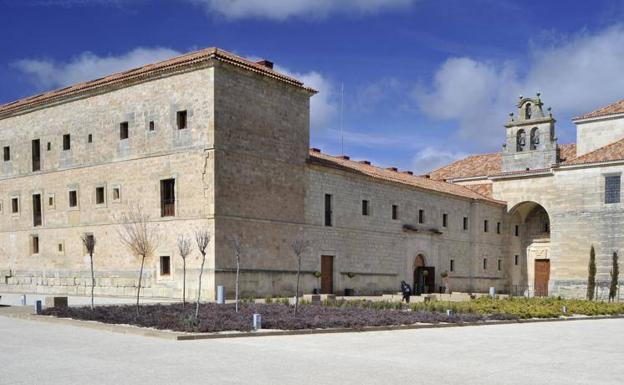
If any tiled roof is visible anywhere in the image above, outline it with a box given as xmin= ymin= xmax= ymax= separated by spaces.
xmin=308 ymin=150 xmax=504 ymax=204
xmin=463 ymin=183 xmax=493 ymax=198
xmin=429 ymin=143 xmax=577 ymax=180
xmin=564 ymin=138 xmax=624 ymax=165
xmin=0 ymin=47 xmax=316 ymax=118
xmin=574 ymin=99 xmax=624 ymax=121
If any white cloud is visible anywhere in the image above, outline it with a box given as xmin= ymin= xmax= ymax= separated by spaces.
xmin=415 ymin=24 xmax=624 ymax=150
xmin=411 ymin=146 xmax=467 ymax=175
xmin=190 ymin=0 xmax=416 ymax=20
xmin=13 ymin=47 xmax=181 ymax=89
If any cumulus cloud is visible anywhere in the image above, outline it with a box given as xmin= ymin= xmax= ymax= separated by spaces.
xmin=411 ymin=146 xmax=468 ymax=175
xmin=13 ymin=47 xmax=181 ymax=89
xmin=415 ymin=24 xmax=624 ymax=150
xmin=189 ymin=0 xmax=417 ymax=20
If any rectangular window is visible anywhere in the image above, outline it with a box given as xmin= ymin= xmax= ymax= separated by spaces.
xmin=32 ymin=194 xmax=42 ymax=227
xmin=160 ymin=179 xmax=176 ymax=217
xmin=484 ymin=220 xmax=489 ymax=233
xmin=514 ymin=255 xmax=519 ymax=266
xmin=177 ymin=110 xmax=187 ymax=130
xmin=324 ymin=193 xmax=332 ymax=226
xmin=497 ymin=259 xmax=502 ymax=271
xmin=47 ymin=142 xmax=51 ymax=151
xmin=112 ymin=187 xmax=121 ymax=202
xmin=11 ymin=197 xmax=19 ymax=213
xmin=120 ymin=122 xmax=129 ymax=140
xmin=95 ymin=187 xmax=105 ymax=205
xmin=160 ymin=256 xmax=171 ymax=276
xmin=3 ymin=146 xmax=9 ymax=161
xmin=58 ymin=243 xmax=64 ymax=253
xmin=361 ymin=200 xmax=370 ymax=216
xmin=483 ymin=258 xmax=488 ymax=270
xmin=88 ymin=134 xmax=93 ymax=143
xmin=496 ymin=222 xmax=501 ymax=234
xmin=442 ymin=213 xmax=448 ymax=227
xmin=31 ymin=235 xmax=39 ymax=255
xmin=418 ymin=209 xmax=425 ymax=224
xmin=515 ymin=225 xmax=519 ymax=236
xmin=392 ymin=204 xmax=398 ymax=220
xmin=463 ymin=217 xmax=468 ymax=230
xmin=69 ymin=190 xmax=78 ymax=208
xmin=63 ymin=134 xmax=71 ymax=151
xmin=83 ymin=233 xmax=94 ymax=254
xmin=450 ymin=259 xmax=455 ymax=272
xmin=48 ymin=195 xmax=54 ymax=208
xmin=32 ymin=139 xmax=41 ymax=171
xmin=605 ymin=175 xmax=621 ymax=204
xmin=149 ymin=121 xmax=155 ymax=131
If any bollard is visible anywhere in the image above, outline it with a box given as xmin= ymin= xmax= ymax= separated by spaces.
xmin=35 ymin=300 xmax=42 ymax=314
xmin=20 ymin=294 xmax=27 ymax=306
xmin=489 ymin=287 xmax=496 ymax=298
xmin=253 ymin=313 xmax=262 ymax=330
xmin=217 ymin=286 xmax=225 ymax=304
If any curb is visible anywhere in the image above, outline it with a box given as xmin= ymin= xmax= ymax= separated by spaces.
xmin=2 ymin=308 xmax=623 ymax=341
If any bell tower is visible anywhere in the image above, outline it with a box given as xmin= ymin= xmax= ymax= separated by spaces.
xmin=502 ymin=93 xmax=558 ymax=173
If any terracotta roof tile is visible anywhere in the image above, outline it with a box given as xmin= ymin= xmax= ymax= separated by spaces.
xmin=574 ymin=99 xmax=624 ymax=121
xmin=0 ymin=47 xmax=316 ymax=118
xmin=308 ymin=150 xmax=504 ymax=204
xmin=464 ymin=183 xmax=493 ymax=198
xmin=564 ymin=138 xmax=624 ymax=165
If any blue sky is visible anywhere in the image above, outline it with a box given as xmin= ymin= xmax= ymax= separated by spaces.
xmin=2 ymin=0 xmax=624 ymax=173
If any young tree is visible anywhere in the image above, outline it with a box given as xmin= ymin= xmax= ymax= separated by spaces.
xmin=229 ymin=236 xmax=242 ymax=313
xmin=177 ymin=235 xmax=192 ymax=307
xmin=609 ymin=251 xmax=619 ymax=302
xmin=117 ymin=205 xmax=159 ymax=315
xmin=194 ymin=229 xmax=211 ymax=319
xmin=81 ymin=233 xmax=96 ymax=310
xmin=291 ymin=238 xmax=309 ymax=316
xmin=587 ymin=245 xmax=597 ymax=301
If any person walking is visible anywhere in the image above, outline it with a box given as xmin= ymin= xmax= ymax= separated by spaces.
xmin=400 ymin=280 xmax=412 ymax=303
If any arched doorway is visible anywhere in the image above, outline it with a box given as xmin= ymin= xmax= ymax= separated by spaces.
xmin=509 ymin=202 xmax=551 ymax=296
xmin=413 ymin=254 xmax=435 ymax=295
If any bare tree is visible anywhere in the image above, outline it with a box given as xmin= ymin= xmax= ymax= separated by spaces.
xmin=229 ymin=236 xmax=242 ymax=312
xmin=116 ymin=205 xmax=159 ymax=315
xmin=81 ymin=233 xmax=96 ymax=310
xmin=194 ymin=229 xmax=211 ymax=319
xmin=291 ymin=238 xmax=309 ymax=316
xmin=177 ymin=235 xmax=192 ymax=307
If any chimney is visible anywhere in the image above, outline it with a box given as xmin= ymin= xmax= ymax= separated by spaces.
xmin=311 ymin=148 xmax=321 ymax=153
xmin=256 ymin=59 xmax=274 ymax=69
xmin=359 ymin=160 xmax=371 ymax=165
xmin=402 ymin=171 xmax=414 ymax=175
xmin=386 ymin=167 xmax=398 ymax=172
xmin=339 ymin=155 xmax=350 ymax=160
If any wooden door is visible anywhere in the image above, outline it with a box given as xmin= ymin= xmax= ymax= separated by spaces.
xmin=321 ymin=255 xmax=334 ymax=294
xmin=534 ymin=259 xmax=550 ymax=297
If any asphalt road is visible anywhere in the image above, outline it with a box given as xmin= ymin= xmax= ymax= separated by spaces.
xmin=1 ymin=315 xmax=621 ymax=385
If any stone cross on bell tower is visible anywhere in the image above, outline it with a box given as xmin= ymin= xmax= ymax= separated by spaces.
xmin=501 ymin=93 xmax=558 ymax=173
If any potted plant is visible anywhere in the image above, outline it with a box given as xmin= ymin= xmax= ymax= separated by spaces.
xmin=313 ymin=271 xmax=322 ymax=294
xmin=344 ymin=272 xmax=356 ymax=296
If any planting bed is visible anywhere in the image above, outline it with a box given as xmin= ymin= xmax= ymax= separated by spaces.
xmin=41 ymin=302 xmax=510 ymax=333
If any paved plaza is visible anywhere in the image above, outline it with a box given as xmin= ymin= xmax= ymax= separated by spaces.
xmin=1 ymin=313 xmax=621 ymax=385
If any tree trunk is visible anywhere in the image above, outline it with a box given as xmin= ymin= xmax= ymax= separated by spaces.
xmin=294 ymin=255 xmax=301 ymax=316
xmin=182 ymin=259 xmax=186 ymax=307
xmin=90 ymin=253 xmax=95 ymax=311
xmin=195 ymin=252 xmax=206 ymax=319
xmin=136 ymin=254 xmax=145 ymax=316
xmin=235 ymin=254 xmax=240 ymax=313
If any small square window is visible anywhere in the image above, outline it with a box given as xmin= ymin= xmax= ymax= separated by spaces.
xmin=120 ymin=122 xmax=129 ymax=140
xmin=31 ymin=235 xmax=39 ymax=255
xmin=149 ymin=121 xmax=155 ymax=131
xmin=160 ymin=256 xmax=171 ymax=276
xmin=11 ymin=197 xmax=19 ymax=213
xmin=3 ymin=146 xmax=9 ymax=161
xmin=177 ymin=110 xmax=187 ymax=130
xmin=48 ymin=194 xmax=55 ymax=208
xmin=88 ymin=134 xmax=93 ymax=143
xmin=418 ymin=209 xmax=425 ymax=224
xmin=514 ymin=255 xmax=519 ymax=266
xmin=392 ymin=204 xmax=398 ymax=220
xmin=95 ymin=187 xmax=105 ymax=205
xmin=63 ymin=134 xmax=71 ymax=151
xmin=450 ymin=259 xmax=455 ymax=272
xmin=463 ymin=217 xmax=468 ymax=230
xmin=442 ymin=213 xmax=448 ymax=227
xmin=112 ymin=187 xmax=121 ymax=202
xmin=69 ymin=190 xmax=78 ymax=208
xmin=362 ymin=200 xmax=370 ymax=216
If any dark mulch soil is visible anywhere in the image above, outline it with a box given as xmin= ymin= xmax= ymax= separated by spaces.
xmin=42 ymin=303 xmax=515 ymax=333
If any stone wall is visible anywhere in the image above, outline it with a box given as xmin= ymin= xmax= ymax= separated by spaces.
xmin=576 ymin=116 xmax=624 ymax=156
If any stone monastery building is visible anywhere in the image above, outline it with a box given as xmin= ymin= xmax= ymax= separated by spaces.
xmin=0 ymin=48 xmax=622 ymax=300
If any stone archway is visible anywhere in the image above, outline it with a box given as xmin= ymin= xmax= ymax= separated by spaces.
xmin=509 ymin=201 xmax=551 ymax=296
xmin=413 ymin=254 xmax=434 ymax=295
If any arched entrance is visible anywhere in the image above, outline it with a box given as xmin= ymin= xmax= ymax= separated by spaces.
xmin=509 ymin=201 xmax=551 ymax=296
xmin=413 ymin=254 xmax=435 ymax=295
